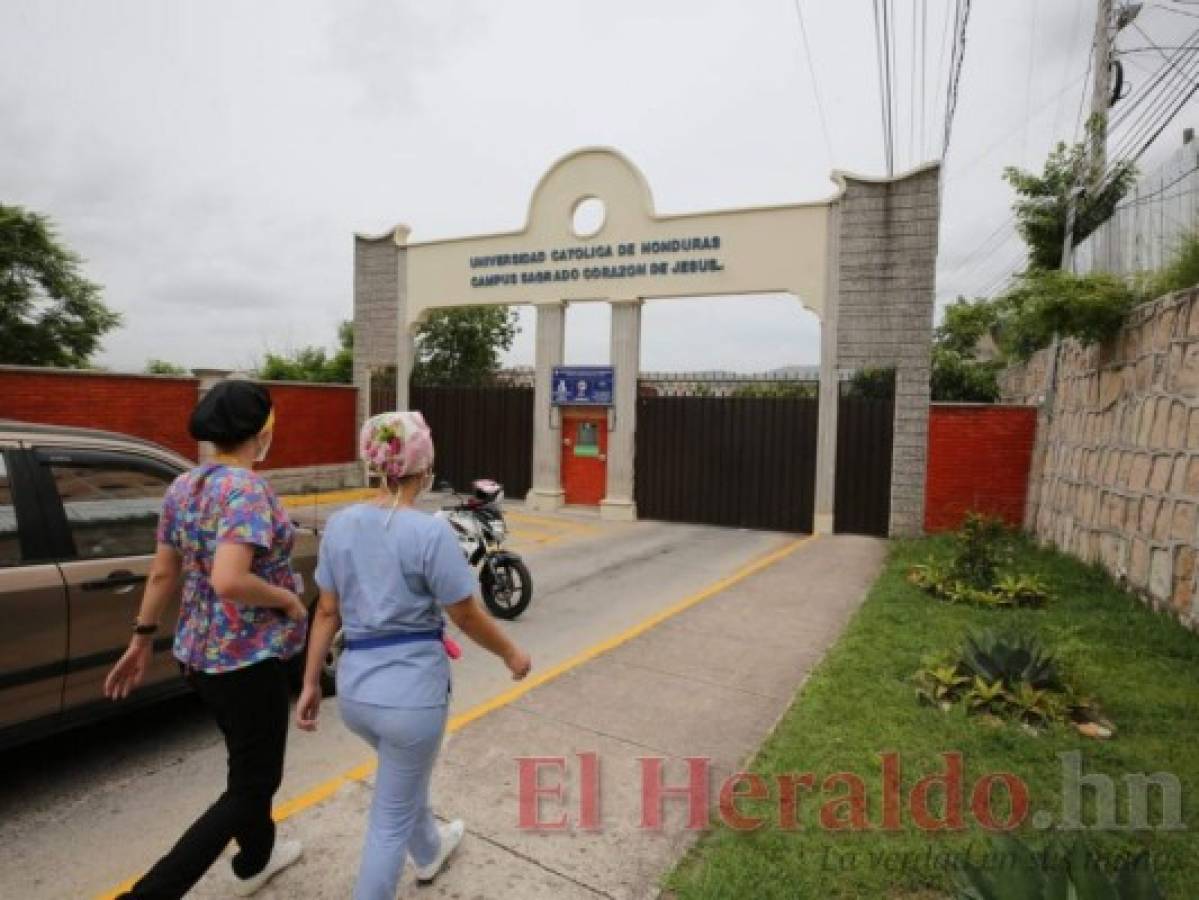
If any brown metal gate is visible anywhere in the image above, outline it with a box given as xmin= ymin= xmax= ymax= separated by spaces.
xmin=408 ymin=386 xmax=534 ymax=498
xmin=634 ymin=395 xmax=819 ymax=532
xmin=833 ymin=396 xmax=893 ymax=536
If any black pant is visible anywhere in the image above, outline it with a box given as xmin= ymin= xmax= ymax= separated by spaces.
xmin=122 ymin=658 xmax=291 ymax=899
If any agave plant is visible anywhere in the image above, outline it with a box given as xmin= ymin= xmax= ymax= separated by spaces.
xmin=953 ymin=836 xmax=1164 ymax=899
xmin=960 ymin=629 xmax=1063 ymax=693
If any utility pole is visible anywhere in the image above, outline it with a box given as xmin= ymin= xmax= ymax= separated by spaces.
xmin=1062 ymin=0 xmax=1137 ymax=269
xmin=1089 ymin=0 xmax=1115 ymax=181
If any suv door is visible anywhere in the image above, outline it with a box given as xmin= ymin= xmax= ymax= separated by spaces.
xmin=31 ymin=447 xmax=184 ymax=710
xmin=0 ymin=446 xmax=69 ymax=732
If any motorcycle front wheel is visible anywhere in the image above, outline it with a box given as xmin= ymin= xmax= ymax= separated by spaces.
xmin=481 ymin=556 xmax=533 ymax=619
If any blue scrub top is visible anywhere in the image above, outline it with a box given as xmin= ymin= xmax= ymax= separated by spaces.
xmin=314 ymin=504 xmax=477 ymax=708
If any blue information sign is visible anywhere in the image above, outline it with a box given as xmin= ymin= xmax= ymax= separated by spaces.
xmin=552 ymin=366 xmax=614 ymax=407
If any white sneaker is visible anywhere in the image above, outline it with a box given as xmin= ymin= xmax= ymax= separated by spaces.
xmin=414 ymin=819 xmax=465 ymax=884
xmin=232 ymin=839 xmax=303 ymax=896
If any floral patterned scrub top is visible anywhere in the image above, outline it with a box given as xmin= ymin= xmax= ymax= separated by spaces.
xmin=157 ymin=463 xmax=306 ymax=673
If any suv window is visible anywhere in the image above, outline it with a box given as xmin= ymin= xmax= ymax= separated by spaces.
xmin=0 ymin=455 xmax=18 ymax=567
xmin=46 ymin=458 xmax=177 ymax=560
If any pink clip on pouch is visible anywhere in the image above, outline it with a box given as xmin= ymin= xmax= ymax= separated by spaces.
xmin=442 ymin=633 xmax=462 ymax=660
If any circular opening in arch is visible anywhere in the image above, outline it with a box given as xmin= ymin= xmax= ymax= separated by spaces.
xmin=571 ymin=196 xmax=606 ymax=238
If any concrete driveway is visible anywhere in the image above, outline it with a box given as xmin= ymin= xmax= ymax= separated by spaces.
xmin=0 ymin=503 xmax=840 ymax=899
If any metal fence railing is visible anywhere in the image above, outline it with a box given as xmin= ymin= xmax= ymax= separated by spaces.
xmin=1073 ymin=139 xmax=1199 ymax=278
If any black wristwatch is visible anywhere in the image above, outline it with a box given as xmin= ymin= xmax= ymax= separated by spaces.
xmin=132 ymin=621 xmax=158 ymax=636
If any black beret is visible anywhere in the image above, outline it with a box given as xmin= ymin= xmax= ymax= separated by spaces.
xmin=189 ymin=380 xmax=273 ymax=445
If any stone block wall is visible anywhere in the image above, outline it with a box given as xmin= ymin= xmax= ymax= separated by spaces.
xmin=353 ymin=230 xmax=404 ymax=430
xmin=999 ymin=288 xmax=1199 ymax=629
xmin=835 ymin=164 xmax=940 ymax=536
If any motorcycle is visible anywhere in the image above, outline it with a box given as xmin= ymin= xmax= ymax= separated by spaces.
xmin=435 ymin=479 xmax=533 ymax=619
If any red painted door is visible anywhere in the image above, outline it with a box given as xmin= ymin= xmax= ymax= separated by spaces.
xmin=561 ymin=412 xmax=607 ymax=505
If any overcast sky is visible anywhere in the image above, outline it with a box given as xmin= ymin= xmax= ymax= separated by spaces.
xmin=2 ymin=1 xmax=1196 ymax=374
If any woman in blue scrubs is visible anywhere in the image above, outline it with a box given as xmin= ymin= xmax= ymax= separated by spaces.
xmin=296 ymin=411 xmax=531 ymax=899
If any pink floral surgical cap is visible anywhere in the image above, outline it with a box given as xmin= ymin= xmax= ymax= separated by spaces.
xmin=359 ymin=411 xmax=435 ymax=481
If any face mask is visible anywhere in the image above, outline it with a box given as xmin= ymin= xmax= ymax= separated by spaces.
xmin=254 ymin=433 xmax=272 ymax=464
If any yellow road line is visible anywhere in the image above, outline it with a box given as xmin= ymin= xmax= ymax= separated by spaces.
xmin=94 ymin=533 xmax=814 ymax=900
xmin=280 ymin=487 xmax=374 ymax=509
xmin=506 ymin=511 xmax=596 ymax=532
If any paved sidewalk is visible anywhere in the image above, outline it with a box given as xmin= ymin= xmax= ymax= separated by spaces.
xmin=192 ymin=534 xmax=887 ymax=899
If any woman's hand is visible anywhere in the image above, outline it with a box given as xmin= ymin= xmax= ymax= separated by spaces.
xmin=504 ymin=647 xmax=532 ymax=680
xmin=296 ymin=683 xmax=321 ymax=731
xmin=105 ymin=637 xmax=153 ymax=700
xmin=282 ymin=591 xmax=308 ymax=622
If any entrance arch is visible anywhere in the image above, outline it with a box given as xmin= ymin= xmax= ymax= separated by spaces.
xmin=353 ymin=147 xmax=940 ymax=536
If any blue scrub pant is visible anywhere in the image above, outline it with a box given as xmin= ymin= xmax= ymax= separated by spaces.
xmin=339 ymin=698 xmax=449 ymax=900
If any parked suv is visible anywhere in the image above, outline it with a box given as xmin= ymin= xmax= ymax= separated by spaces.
xmin=0 ymin=420 xmax=321 ymax=750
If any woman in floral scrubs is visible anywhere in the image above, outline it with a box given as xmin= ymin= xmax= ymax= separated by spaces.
xmin=105 ymin=380 xmax=307 ymax=899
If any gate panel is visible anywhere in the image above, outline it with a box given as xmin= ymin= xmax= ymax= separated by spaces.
xmin=834 ymin=396 xmax=894 ymax=536
xmin=409 ymin=386 xmax=534 ymax=498
xmin=635 ymin=396 xmax=818 ymax=532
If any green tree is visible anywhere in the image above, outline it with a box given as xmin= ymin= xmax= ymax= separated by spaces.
xmin=259 ymin=319 xmax=353 ymax=383
xmin=928 ymin=297 xmax=1004 ymax=402
xmin=847 ymin=300 xmax=1004 ymax=402
xmin=930 ymin=347 xmax=1002 ymax=402
xmin=846 ymin=366 xmax=896 ymax=399
xmin=412 ymin=306 xmax=519 ymax=387
xmin=995 ymin=268 xmax=1136 ymax=360
xmin=0 ymin=204 xmax=122 ymax=367
xmin=145 ymin=359 xmax=188 ymax=375
xmin=1003 ymin=118 xmax=1136 ymax=271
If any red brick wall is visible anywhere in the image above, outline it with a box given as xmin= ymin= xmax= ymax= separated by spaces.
xmin=924 ymin=404 xmax=1038 ymax=532
xmin=0 ymin=368 xmax=200 ymax=460
xmin=0 ymin=368 xmax=358 ymax=468
xmin=258 ymin=382 xmax=358 ymax=469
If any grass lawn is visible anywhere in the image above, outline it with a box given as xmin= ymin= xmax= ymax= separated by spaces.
xmin=665 ymin=535 xmax=1199 ymax=899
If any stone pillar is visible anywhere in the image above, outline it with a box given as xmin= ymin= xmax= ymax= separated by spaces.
xmin=527 ymin=301 xmax=566 ymax=510
xmin=833 ymin=164 xmax=940 ymax=537
xmin=352 ymin=225 xmax=408 ymax=431
xmin=601 ymin=298 xmax=641 ymax=521
xmin=813 ymin=203 xmax=842 ymax=535
xmin=394 ymin=226 xmax=413 ymax=410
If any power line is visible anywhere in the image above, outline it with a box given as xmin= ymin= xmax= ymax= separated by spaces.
xmin=1121 ymin=76 xmax=1199 ymax=163
xmin=1104 ymin=28 xmax=1199 ymax=168
xmin=942 ymin=0 xmax=973 ymax=156
xmin=1021 ymin=0 xmax=1039 ymax=165
xmin=929 ymin=0 xmax=953 ymax=159
xmin=1156 ymin=3 xmax=1199 ymax=20
xmin=885 ymin=0 xmax=898 ymax=172
xmin=1108 ymin=36 xmax=1199 ymax=165
xmin=1052 ymin=0 xmax=1086 ymax=143
xmin=1111 ymin=26 xmax=1199 ymax=129
xmin=790 ymin=0 xmax=835 ymax=167
xmin=945 ymin=69 xmax=1089 ymax=184
xmin=872 ymin=0 xmax=894 ymax=173
xmin=1072 ymin=34 xmax=1096 ymax=143
xmin=920 ymin=0 xmax=928 ymax=161
xmin=1114 ymin=161 xmax=1199 ymax=207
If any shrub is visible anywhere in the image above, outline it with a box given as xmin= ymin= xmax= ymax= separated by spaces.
xmin=1138 ymin=229 xmax=1199 ymax=300
xmin=914 ymin=629 xmax=1109 ymax=733
xmin=996 ymin=269 xmax=1138 ymax=361
xmin=953 ymin=836 xmax=1165 ymax=899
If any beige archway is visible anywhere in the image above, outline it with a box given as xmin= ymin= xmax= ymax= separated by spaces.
xmin=354 ymin=148 xmax=940 ymax=536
